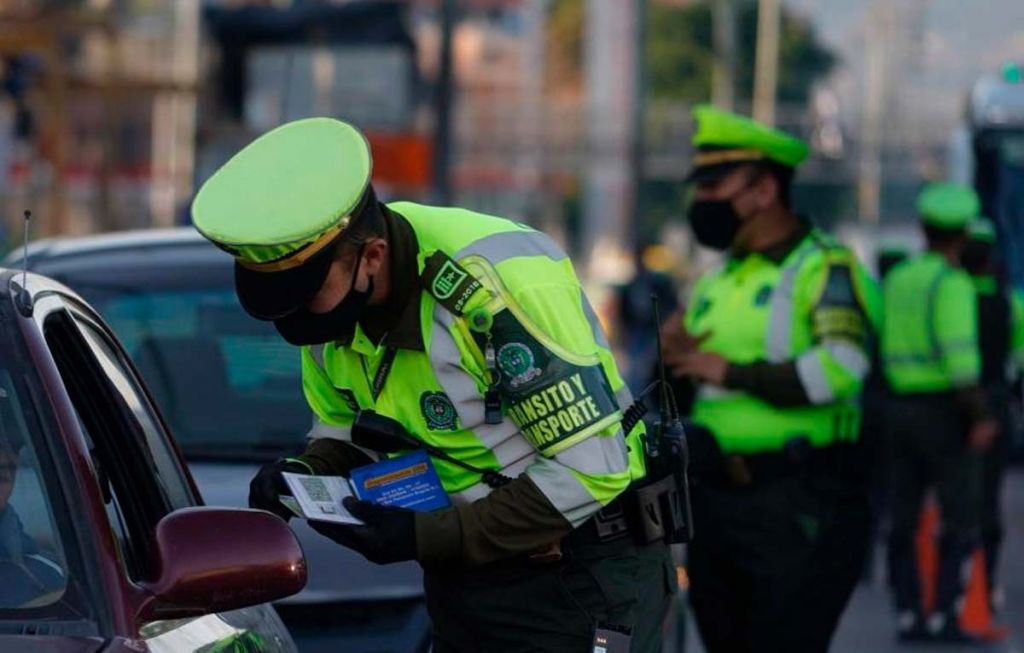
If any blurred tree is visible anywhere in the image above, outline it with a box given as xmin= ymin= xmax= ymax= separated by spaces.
xmin=649 ymin=0 xmax=836 ymax=103
xmin=547 ymin=0 xmax=836 ymax=104
xmin=546 ymin=0 xmax=585 ymax=95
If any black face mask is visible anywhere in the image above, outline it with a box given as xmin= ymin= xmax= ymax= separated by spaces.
xmin=961 ymin=241 xmax=992 ymax=275
xmin=273 ymin=249 xmax=375 ymax=346
xmin=687 ymin=198 xmax=742 ymax=251
xmin=686 ymin=175 xmax=762 ymax=251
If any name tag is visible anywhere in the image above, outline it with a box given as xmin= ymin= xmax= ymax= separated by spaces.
xmin=350 ymin=450 xmax=452 ymax=512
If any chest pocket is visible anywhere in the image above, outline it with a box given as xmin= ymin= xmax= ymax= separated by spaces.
xmin=691 ymin=262 xmax=780 ymax=364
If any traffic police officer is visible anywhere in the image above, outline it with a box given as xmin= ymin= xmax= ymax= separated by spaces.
xmin=662 ymin=106 xmax=879 ymax=652
xmin=190 ymin=118 xmax=675 ymax=652
xmin=881 ymin=183 xmax=1000 ymax=641
xmin=961 ymin=218 xmax=1024 ymax=612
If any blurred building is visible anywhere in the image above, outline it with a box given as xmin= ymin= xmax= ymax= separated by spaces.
xmin=0 ymin=0 xmax=200 ymax=240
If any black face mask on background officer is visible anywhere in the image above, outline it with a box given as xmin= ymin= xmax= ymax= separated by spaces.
xmin=686 ymin=166 xmax=783 ymax=251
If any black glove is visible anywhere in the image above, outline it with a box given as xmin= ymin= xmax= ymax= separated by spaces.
xmin=248 ymin=458 xmax=312 ymax=521
xmin=309 ymin=497 xmax=417 ymax=565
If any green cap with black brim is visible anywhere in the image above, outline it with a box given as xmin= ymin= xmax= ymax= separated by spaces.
xmin=685 ymin=105 xmax=809 ymax=182
xmin=191 ymin=118 xmax=373 ymax=320
xmin=916 ymin=182 xmax=979 ymax=232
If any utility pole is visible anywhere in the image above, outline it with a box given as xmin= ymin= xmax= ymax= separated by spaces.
xmin=583 ymin=0 xmax=636 ymax=266
xmin=433 ymin=0 xmax=456 ymax=206
xmin=859 ymin=0 xmax=893 ymax=224
xmin=752 ymin=0 xmax=781 ymax=125
xmin=630 ymin=0 xmax=647 ymax=247
xmin=711 ymin=0 xmax=737 ymax=111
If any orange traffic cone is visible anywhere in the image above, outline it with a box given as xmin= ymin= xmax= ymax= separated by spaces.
xmin=960 ymin=548 xmax=1009 ymax=640
xmin=914 ymin=498 xmax=940 ymax=613
xmin=914 ymin=496 xmax=1008 ymax=641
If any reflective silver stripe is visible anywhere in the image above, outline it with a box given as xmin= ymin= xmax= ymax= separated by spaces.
xmin=309 ymin=344 xmax=325 ymax=369
xmin=455 ymin=229 xmax=567 ymax=264
xmin=527 ymin=457 xmax=603 ymax=528
xmin=796 ymin=351 xmax=834 ymax=404
xmin=697 ymin=384 xmax=741 ymax=401
xmin=307 ymin=416 xmax=351 ymax=441
xmin=765 ymin=241 xmax=820 ymax=362
xmin=615 ymin=385 xmax=634 ymax=411
xmin=825 ymin=341 xmax=870 ymax=379
xmin=306 ymin=417 xmax=381 ymax=461
xmin=581 ymin=293 xmax=612 ymax=350
xmin=448 ymin=456 xmax=534 ymax=506
xmin=431 ymin=306 xmax=536 ymax=471
xmin=553 ymin=430 xmax=629 ymax=476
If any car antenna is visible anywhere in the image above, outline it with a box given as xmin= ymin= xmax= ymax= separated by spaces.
xmin=14 ymin=209 xmax=33 ymax=317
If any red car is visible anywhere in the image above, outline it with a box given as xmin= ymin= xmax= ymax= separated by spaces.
xmin=0 ymin=268 xmax=306 ymax=652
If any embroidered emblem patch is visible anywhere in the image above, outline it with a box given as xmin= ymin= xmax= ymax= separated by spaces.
xmin=421 ymin=391 xmax=458 ymax=430
xmin=422 ymin=251 xmax=483 ymax=315
xmin=497 ymin=342 xmax=543 ymax=388
xmin=432 ymin=260 xmax=468 ymax=300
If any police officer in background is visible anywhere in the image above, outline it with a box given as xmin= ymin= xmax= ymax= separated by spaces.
xmin=661 ymin=106 xmax=880 ymax=652
xmin=961 ymin=218 xmax=1024 ymax=613
xmin=190 ymin=118 xmax=675 ymax=652
xmin=881 ymin=183 xmax=1000 ymax=642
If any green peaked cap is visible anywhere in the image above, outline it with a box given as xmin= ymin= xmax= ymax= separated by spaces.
xmin=192 ymin=117 xmax=372 ymax=264
xmin=691 ymin=104 xmax=809 ymax=169
xmin=916 ymin=182 xmax=979 ymax=230
xmin=968 ymin=218 xmax=997 ymax=243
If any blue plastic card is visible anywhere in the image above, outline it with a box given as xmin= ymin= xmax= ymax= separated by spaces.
xmin=350 ymin=450 xmax=452 ymax=512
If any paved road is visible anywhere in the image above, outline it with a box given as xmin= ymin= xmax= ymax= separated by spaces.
xmin=683 ymin=469 xmax=1024 ymax=652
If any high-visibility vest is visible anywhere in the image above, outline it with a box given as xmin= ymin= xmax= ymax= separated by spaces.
xmin=882 ymin=253 xmax=979 ymax=394
xmin=302 ymin=202 xmax=645 ymax=527
xmin=685 ymin=231 xmax=878 ymax=454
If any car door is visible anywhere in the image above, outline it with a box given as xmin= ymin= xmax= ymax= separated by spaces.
xmin=41 ymin=297 xmax=297 ymax=652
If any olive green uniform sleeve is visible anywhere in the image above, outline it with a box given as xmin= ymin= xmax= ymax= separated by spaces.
xmin=415 ymin=475 xmax=573 ymax=565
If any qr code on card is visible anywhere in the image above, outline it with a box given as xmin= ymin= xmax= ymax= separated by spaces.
xmin=299 ymin=477 xmax=332 ymax=503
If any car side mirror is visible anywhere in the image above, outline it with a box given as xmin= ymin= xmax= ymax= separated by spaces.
xmin=137 ymin=507 xmax=306 ymax=623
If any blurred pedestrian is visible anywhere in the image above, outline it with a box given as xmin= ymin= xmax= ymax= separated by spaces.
xmin=961 ymin=218 xmax=1024 ymax=614
xmin=662 ymin=106 xmax=880 ymax=652
xmin=614 ymin=243 xmax=678 ymax=393
xmin=858 ymin=247 xmax=907 ymax=584
xmin=881 ymin=183 xmax=999 ymax=642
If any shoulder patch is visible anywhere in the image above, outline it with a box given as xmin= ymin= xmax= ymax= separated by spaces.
xmin=422 ymin=251 xmax=483 ymax=315
xmin=820 ymin=263 xmax=857 ymax=308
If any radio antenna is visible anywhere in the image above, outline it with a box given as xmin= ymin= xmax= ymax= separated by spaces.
xmin=651 ymin=294 xmax=673 ymax=419
xmin=21 ymin=210 xmax=30 ymax=290
xmin=14 ymin=210 xmax=33 ymax=316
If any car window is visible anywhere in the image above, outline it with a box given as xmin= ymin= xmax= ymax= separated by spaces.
xmin=73 ymin=316 xmax=194 ymax=510
xmin=0 ymin=369 xmax=70 ymax=610
xmin=87 ymin=289 xmax=307 ymax=459
xmin=45 ymin=309 xmax=176 ymax=581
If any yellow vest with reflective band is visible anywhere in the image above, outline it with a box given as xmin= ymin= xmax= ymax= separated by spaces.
xmin=882 ymin=253 xmax=980 ymax=394
xmin=685 ymin=231 xmax=878 ymax=454
xmin=301 ymin=202 xmax=646 ymax=527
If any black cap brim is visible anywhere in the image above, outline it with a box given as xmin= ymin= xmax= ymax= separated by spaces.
xmin=234 ymin=235 xmax=339 ymax=321
xmin=685 ymin=161 xmax=745 ymax=183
